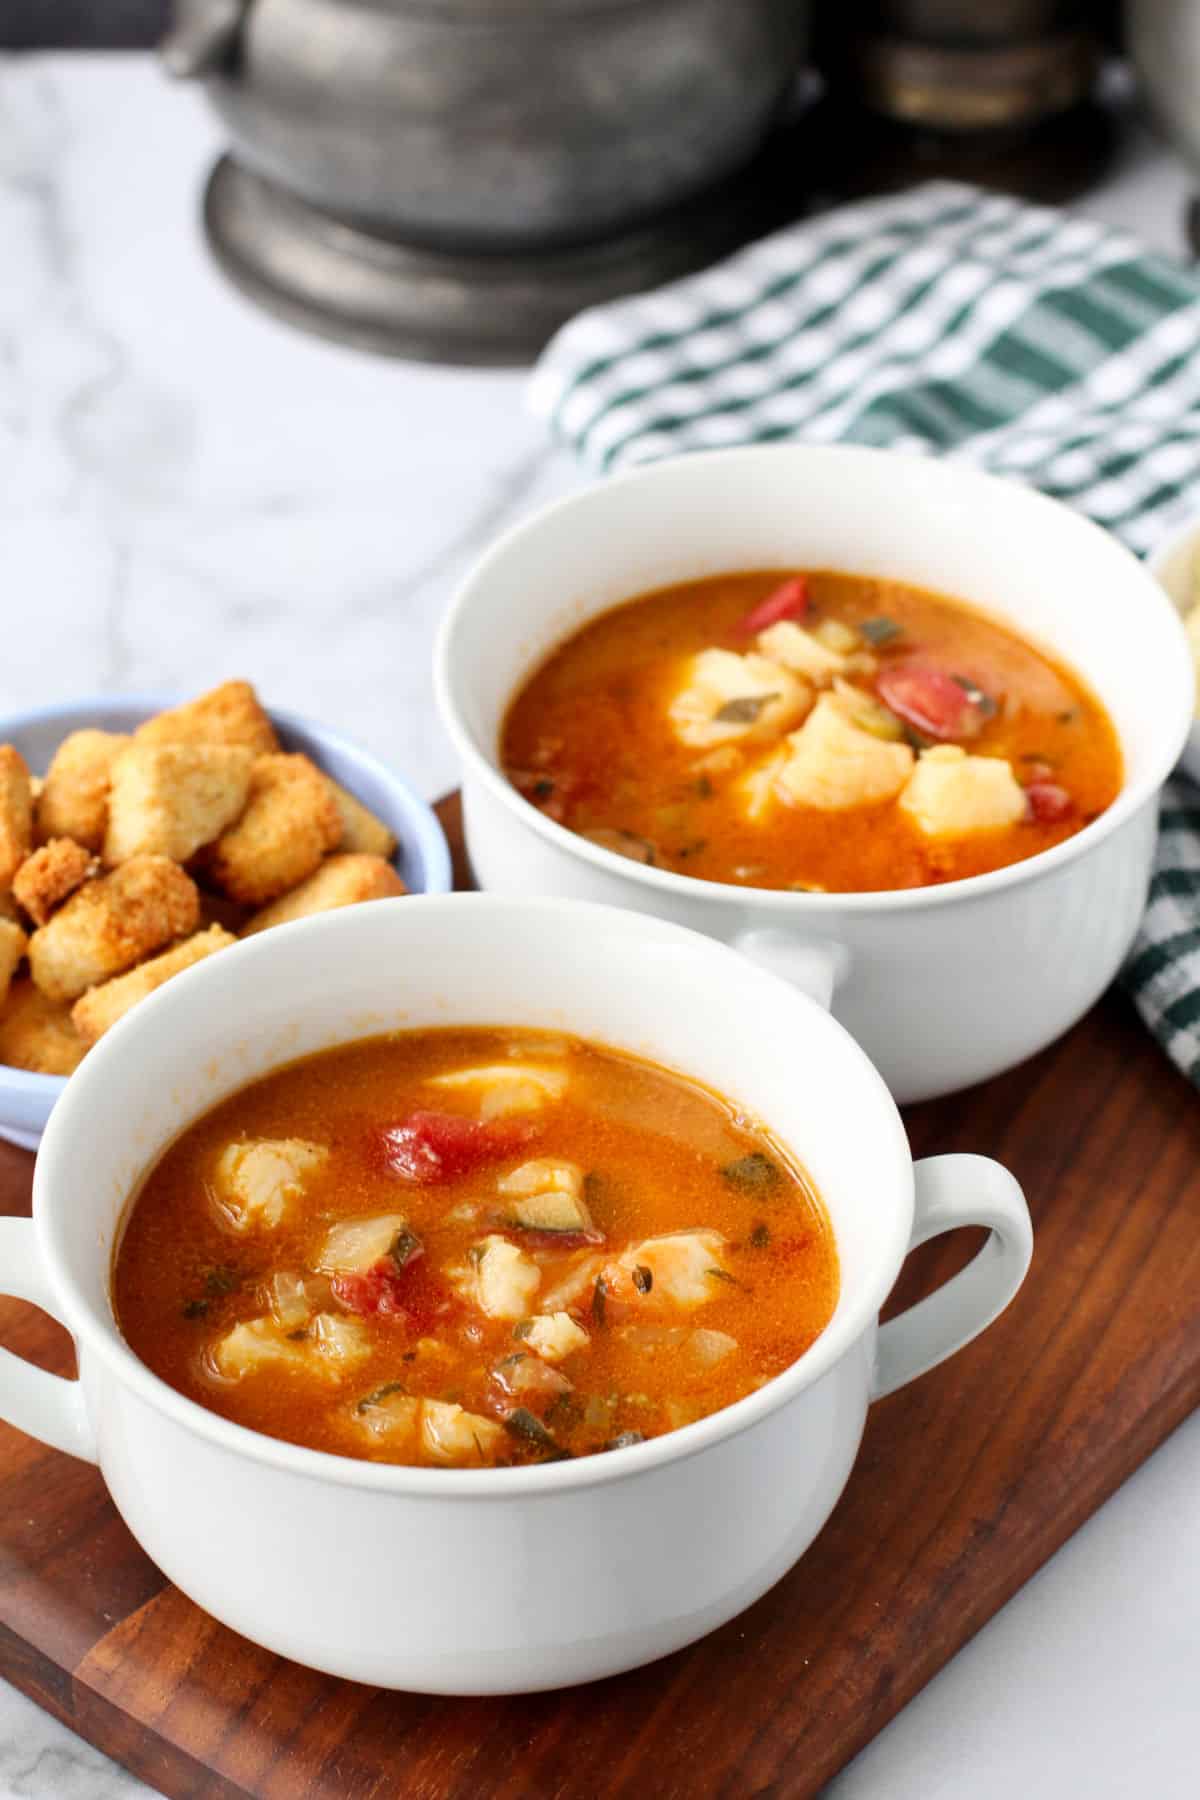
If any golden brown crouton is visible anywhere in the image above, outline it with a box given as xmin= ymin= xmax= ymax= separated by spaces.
xmin=202 ymin=754 xmax=341 ymax=905
xmin=36 ymin=729 xmax=128 ymax=852
xmin=71 ymin=924 xmax=236 ymax=1044
xmin=0 ymin=918 xmax=26 ymax=1008
xmin=28 ymin=855 xmax=200 ymax=1003
xmin=196 ymin=885 xmax=253 ymax=937
xmin=0 ymin=978 xmax=87 ymax=1075
xmin=12 ymin=839 xmax=97 ymax=927
xmin=0 ymin=888 xmax=20 ymax=924
xmin=103 ymin=743 xmax=255 ymax=865
xmin=328 ymin=779 xmax=398 ymax=860
xmin=242 ymin=853 xmax=406 ymax=936
xmin=134 ymin=681 xmax=279 ymax=756
xmin=0 ymin=746 xmax=34 ymax=888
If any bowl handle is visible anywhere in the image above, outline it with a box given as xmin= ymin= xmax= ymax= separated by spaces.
xmin=871 ymin=1154 xmax=1032 ymax=1402
xmin=730 ymin=928 xmax=850 ymax=1011
xmin=0 ymin=1219 xmax=98 ymax=1462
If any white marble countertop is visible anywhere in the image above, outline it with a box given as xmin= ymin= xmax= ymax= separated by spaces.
xmin=1 ymin=51 xmax=1198 ymax=1800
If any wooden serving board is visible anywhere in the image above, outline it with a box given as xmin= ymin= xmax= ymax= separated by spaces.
xmin=2 ymin=791 xmax=1199 ymax=1800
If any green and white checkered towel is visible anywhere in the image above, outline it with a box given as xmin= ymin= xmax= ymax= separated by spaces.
xmin=528 ymin=181 xmax=1200 ymax=1086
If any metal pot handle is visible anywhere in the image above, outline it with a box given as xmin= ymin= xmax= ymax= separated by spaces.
xmin=160 ymin=0 xmax=250 ymax=79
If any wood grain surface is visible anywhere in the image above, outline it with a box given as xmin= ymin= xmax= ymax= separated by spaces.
xmin=1 ymin=790 xmax=1198 ymax=1799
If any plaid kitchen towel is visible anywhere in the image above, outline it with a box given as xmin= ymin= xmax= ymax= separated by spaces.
xmin=528 ymin=180 xmax=1200 ymax=1086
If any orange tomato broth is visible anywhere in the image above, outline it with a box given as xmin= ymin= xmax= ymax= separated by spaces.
xmin=500 ymin=570 xmax=1124 ymax=893
xmin=113 ymin=1029 xmax=838 ymax=1469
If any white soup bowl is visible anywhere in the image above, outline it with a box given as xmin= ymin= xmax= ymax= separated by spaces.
xmin=0 ymin=895 xmax=1030 ymax=1693
xmin=436 ymin=444 xmax=1192 ymax=1103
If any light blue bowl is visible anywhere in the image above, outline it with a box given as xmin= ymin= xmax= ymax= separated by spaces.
xmin=0 ymin=693 xmax=452 ymax=1150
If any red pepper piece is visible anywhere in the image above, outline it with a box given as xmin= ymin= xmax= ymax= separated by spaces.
xmin=377 ymin=1110 xmax=534 ymax=1184
xmin=734 ymin=577 xmax=810 ymax=637
xmin=876 ymin=664 xmax=992 ymax=741
xmin=1025 ymin=781 xmax=1073 ymax=823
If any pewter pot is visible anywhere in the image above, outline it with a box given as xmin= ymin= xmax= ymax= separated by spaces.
xmin=164 ymin=0 xmax=808 ymax=251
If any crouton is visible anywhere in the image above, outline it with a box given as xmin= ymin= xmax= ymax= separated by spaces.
xmin=35 ymin=730 xmax=128 ymax=853
xmin=0 ymin=977 xmax=87 ymax=1075
xmin=0 ymin=888 xmax=20 ymax=924
xmin=668 ymin=650 xmax=813 ymax=750
xmin=28 ymin=855 xmax=199 ymax=1002
xmin=0 ymin=747 xmax=33 ymax=888
xmin=0 ymin=918 xmax=26 ymax=1008
xmin=202 ymin=754 xmax=341 ymax=905
xmin=776 ymin=693 xmax=914 ymax=811
xmin=240 ymin=852 xmax=404 ymax=935
xmin=329 ymin=779 xmax=397 ymax=860
xmin=898 ymin=746 xmax=1027 ymax=837
xmin=103 ymin=743 xmax=255 ymax=865
xmin=70 ymin=924 xmax=236 ymax=1044
xmin=196 ymin=886 xmax=253 ymax=936
xmin=11 ymin=839 xmax=96 ymax=927
xmin=133 ymin=680 xmax=279 ymax=756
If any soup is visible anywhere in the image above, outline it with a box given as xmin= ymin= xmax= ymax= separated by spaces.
xmin=114 ymin=1028 xmax=838 ymax=1468
xmin=500 ymin=571 xmax=1123 ymax=893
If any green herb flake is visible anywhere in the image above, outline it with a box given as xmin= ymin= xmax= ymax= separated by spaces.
xmin=355 ymin=1380 xmax=409 ymax=1414
xmin=203 ymin=1265 xmax=237 ymax=1296
xmin=707 ymin=1267 xmax=742 ymax=1286
xmin=503 ymin=1408 xmax=572 ymax=1460
xmin=632 ymin=1265 xmax=653 ymax=1295
xmin=722 ymin=1152 xmax=781 ymax=1193
xmin=388 ymin=1227 xmax=423 ymax=1272
xmin=592 ymin=1273 xmax=608 ymax=1327
xmin=533 ymin=778 xmax=555 ymax=801
xmin=496 ymin=1352 xmax=527 ymax=1372
xmin=859 ymin=615 xmax=901 ymax=646
xmin=692 ymin=774 xmax=714 ymax=799
xmin=749 ymin=1222 xmax=771 ymax=1248
xmin=286 ymin=1327 xmax=309 ymax=1341
xmin=714 ymin=692 xmax=778 ymax=726
xmin=512 ymin=1318 xmax=535 ymax=1341
xmin=181 ymin=1298 xmax=209 ymax=1320
xmin=1057 ymin=709 xmax=1078 ymax=724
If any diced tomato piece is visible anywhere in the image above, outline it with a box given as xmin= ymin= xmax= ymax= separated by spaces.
xmin=876 ymin=664 xmax=993 ymax=741
xmin=734 ymin=577 xmax=810 ymax=636
xmin=331 ymin=1260 xmax=413 ymax=1321
xmin=332 ymin=1254 xmax=450 ymax=1332
xmin=377 ymin=1111 xmax=534 ymax=1184
xmin=1025 ymin=781 xmax=1073 ymax=823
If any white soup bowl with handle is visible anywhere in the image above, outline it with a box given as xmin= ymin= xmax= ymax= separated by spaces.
xmin=435 ymin=444 xmax=1192 ymax=1103
xmin=0 ymin=894 xmax=1030 ymax=1693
